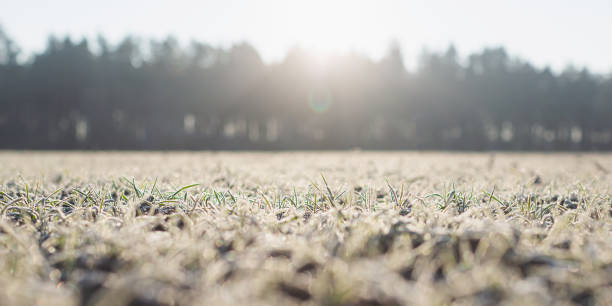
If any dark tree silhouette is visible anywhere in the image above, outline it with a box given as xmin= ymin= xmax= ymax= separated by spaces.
xmin=0 ymin=27 xmax=611 ymax=150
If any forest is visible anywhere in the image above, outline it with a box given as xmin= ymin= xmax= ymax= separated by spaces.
xmin=1 ymin=26 xmax=611 ymax=150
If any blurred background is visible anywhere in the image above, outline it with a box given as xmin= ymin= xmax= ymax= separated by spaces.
xmin=1 ymin=0 xmax=611 ymax=150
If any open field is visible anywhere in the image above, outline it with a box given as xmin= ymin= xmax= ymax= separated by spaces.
xmin=0 ymin=152 xmax=611 ymax=306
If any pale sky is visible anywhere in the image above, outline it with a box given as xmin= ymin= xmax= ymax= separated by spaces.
xmin=1 ymin=0 xmax=611 ymax=73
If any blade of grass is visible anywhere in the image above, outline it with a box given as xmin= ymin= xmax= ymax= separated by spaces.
xmin=169 ymin=184 xmax=199 ymax=200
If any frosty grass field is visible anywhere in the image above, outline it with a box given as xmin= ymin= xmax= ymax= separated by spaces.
xmin=0 ymin=152 xmax=611 ymax=306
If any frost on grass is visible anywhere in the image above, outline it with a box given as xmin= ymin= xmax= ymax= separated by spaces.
xmin=0 ymin=152 xmax=611 ymax=305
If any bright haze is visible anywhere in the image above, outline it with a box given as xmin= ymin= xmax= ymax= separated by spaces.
xmin=2 ymin=0 xmax=612 ymax=151
xmin=2 ymin=0 xmax=612 ymax=73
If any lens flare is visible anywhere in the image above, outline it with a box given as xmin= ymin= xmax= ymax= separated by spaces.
xmin=307 ymin=91 xmax=332 ymax=113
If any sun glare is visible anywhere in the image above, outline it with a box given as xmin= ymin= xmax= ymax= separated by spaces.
xmin=277 ymin=0 xmax=369 ymax=56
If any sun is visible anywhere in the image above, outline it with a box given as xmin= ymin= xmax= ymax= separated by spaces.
xmin=277 ymin=0 xmax=368 ymax=56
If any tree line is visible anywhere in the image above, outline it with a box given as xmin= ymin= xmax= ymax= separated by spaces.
xmin=1 ymin=27 xmax=611 ymax=150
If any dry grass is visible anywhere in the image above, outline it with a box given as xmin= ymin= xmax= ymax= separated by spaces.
xmin=0 ymin=152 xmax=611 ymax=306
